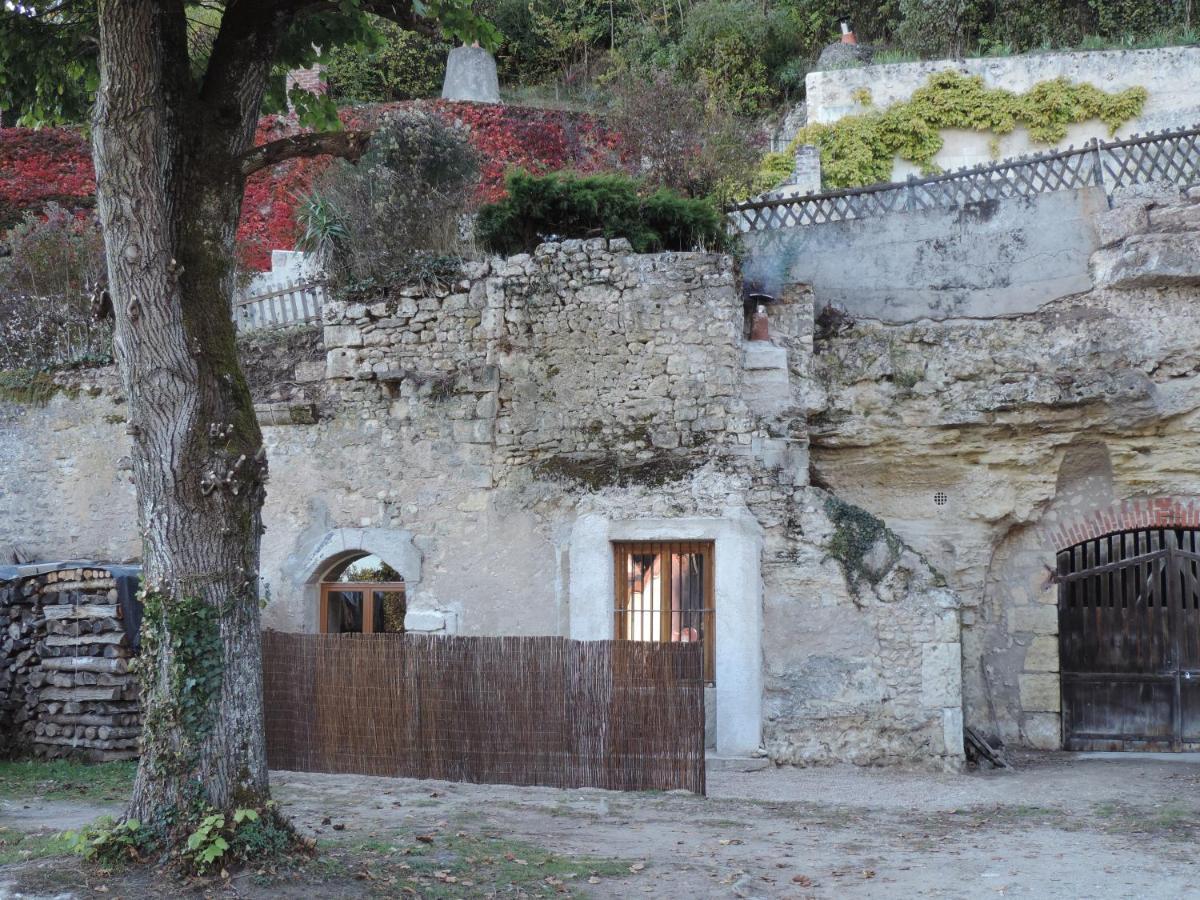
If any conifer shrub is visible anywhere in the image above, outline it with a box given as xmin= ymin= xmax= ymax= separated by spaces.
xmin=475 ymin=171 xmax=726 ymax=255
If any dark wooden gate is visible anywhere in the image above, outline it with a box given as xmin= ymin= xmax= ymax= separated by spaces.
xmin=1058 ymin=528 xmax=1200 ymax=751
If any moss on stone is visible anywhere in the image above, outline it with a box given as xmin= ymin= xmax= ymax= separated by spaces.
xmin=0 ymin=370 xmax=60 ymax=406
xmin=823 ymin=495 xmax=901 ymax=596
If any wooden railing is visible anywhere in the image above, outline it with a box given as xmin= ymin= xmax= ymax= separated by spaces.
xmin=234 ymin=278 xmax=326 ymax=332
xmin=262 ymin=631 xmax=707 ymax=794
xmin=730 ymin=124 xmax=1200 ymax=232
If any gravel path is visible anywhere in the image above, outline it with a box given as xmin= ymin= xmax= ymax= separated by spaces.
xmin=4 ymin=752 xmax=1200 ymax=898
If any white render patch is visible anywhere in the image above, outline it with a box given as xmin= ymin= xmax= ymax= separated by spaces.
xmin=568 ymin=511 xmax=764 ymax=758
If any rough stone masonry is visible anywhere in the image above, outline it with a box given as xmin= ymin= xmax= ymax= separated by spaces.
xmin=0 ymin=238 xmax=965 ymax=770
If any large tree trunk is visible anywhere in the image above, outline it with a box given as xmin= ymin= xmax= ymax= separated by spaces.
xmin=93 ymin=0 xmax=272 ymax=830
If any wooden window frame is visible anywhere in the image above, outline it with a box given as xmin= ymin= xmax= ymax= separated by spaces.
xmin=319 ymin=581 xmax=407 ymax=634
xmin=613 ymin=540 xmax=715 ymax=684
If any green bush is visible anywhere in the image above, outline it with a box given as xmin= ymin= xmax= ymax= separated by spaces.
xmin=475 ymin=171 xmax=726 ymax=256
xmin=63 ymin=817 xmax=157 ymax=867
xmin=324 ymin=19 xmax=450 ymax=103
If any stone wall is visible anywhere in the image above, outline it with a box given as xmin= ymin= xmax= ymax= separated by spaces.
xmin=805 ymin=46 xmax=1200 ymax=179
xmin=0 ymin=240 xmax=966 ymax=769
xmin=742 ymin=187 xmax=1107 ymax=323
xmin=0 ymin=371 xmax=138 ymax=564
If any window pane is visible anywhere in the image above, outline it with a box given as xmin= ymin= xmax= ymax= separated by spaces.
xmin=625 ymin=551 xmax=662 ymax=642
xmin=372 ymin=589 xmax=407 ymax=634
xmin=328 ymin=590 xmax=365 ymax=633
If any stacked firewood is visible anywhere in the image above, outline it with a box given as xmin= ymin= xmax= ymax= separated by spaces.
xmin=1 ymin=566 xmax=140 ymax=761
xmin=0 ymin=573 xmax=41 ymax=756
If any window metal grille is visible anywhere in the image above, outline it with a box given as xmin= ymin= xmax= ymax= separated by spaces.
xmin=613 ymin=541 xmax=715 ymax=684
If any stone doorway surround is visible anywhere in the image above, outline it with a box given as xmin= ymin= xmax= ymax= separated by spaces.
xmin=568 ymin=510 xmax=764 ymax=758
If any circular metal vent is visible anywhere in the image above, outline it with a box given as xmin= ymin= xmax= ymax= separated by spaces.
xmin=933 ymin=491 xmax=948 ymax=507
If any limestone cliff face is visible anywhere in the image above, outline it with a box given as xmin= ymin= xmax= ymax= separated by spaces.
xmin=808 ymin=189 xmax=1200 ymax=748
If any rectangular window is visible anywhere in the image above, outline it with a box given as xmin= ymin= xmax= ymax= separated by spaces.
xmin=319 ymin=583 xmax=407 ymax=634
xmin=613 ymin=541 xmax=715 ymax=683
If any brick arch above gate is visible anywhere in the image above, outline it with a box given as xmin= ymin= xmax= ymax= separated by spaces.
xmin=1048 ymin=496 xmax=1200 ymax=551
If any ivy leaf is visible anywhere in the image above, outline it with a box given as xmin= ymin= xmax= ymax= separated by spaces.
xmin=288 ymin=87 xmax=343 ymax=132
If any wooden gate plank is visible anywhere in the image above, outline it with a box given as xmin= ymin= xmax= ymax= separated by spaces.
xmin=1058 ymin=527 xmax=1199 ymax=751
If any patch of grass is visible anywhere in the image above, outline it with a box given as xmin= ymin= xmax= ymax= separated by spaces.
xmin=0 ymin=828 xmax=72 ymax=866
xmin=0 ymin=759 xmax=136 ymax=802
xmin=316 ymin=830 xmax=632 ymax=898
xmin=0 ymin=369 xmax=60 ymax=406
xmin=1087 ymin=800 xmax=1200 ymax=840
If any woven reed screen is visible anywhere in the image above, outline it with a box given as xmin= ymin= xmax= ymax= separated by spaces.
xmin=261 ymin=632 xmax=706 ymax=795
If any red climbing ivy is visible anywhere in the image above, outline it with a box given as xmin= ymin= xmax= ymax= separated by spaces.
xmin=0 ymin=128 xmax=96 ymax=233
xmin=1 ymin=102 xmax=629 ymax=270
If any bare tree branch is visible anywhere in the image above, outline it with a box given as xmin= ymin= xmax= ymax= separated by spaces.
xmin=238 ymin=128 xmax=372 ymax=176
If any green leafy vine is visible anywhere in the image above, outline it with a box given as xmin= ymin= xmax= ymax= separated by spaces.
xmin=762 ymin=70 xmax=1147 ymax=189
xmin=132 ymin=592 xmax=224 ymax=772
xmin=824 ymin=496 xmax=901 ymax=598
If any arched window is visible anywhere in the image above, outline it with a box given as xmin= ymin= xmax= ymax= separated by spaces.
xmin=319 ymin=553 xmax=407 ymax=634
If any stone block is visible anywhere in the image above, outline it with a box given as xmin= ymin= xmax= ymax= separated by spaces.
xmin=452 ymin=419 xmax=494 ymax=444
xmin=942 ymin=706 xmax=965 ymax=758
xmin=743 ymin=342 xmax=788 ymax=371
xmin=1019 ymin=674 xmax=1060 ymax=713
xmin=441 ymin=45 xmax=500 ymax=104
xmin=920 ymin=641 xmax=962 ymax=709
xmin=1149 ymin=201 xmax=1200 ymax=233
xmin=1009 ymin=604 xmax=1057 ymax=635
xmin=324 ymin=324 xmax=363 ymax=348
xmin=1023 ymin=635 xmax=1059 ymax=673
xmin=934 ymin=609 xmax=960 ymax=642
xmin=294 ymin=360 xmax=325 ymax=383
xmin=1095 ymin=200 xmax=1150 ymax=248
xmin=1102 ymin=231 xmax=1200 ymax=289
xmin=325 ymin=349 xmax=358 ymax=379
xmin=1022 ymin=712 xmax=1062 ymax=750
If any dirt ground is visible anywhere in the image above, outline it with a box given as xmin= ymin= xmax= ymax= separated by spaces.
xmin=3 ymin=751 xmax=1200 ymax=898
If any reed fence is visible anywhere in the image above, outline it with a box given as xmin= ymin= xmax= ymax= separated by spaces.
xmin=262 ymin=632 xmax=706 ymax=794
xmin=729 ymin=124 xmax=1200 ymax=232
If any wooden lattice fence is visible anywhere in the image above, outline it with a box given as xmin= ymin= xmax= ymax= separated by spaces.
xmin=730 ymin=125 xmax=1200 ymax=233
xmin=233 ymin=278 xmax=326 ymax=332
xmin=261 ymin=632 xmax=706 ymax=794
